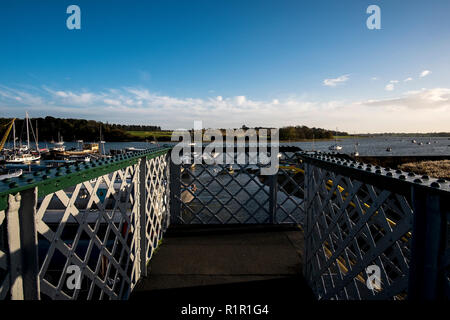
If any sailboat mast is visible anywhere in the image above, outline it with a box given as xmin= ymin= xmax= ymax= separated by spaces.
xmin=99 ymin=125 xmax=103 ymax=155
xmin=13 ymin=121 xmax=16 ymax=150
xmin=36 ymin=120 xmax=39 ymax=150
xmin=26 ymin=112 xmax=30 ymax=150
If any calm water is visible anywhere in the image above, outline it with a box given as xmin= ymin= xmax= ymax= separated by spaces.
xmin=27 ymin=136 xmax=448 ymax=156
xmin=179 ymin=164 xmax=303 ymax=224
xmin=4 ymin=137 xmax=448 ymax=224
xmin=287 ymin=136 xmax=450 ymax=156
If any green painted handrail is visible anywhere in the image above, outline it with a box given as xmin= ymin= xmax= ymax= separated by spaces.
xmin=0 ymin=146 xmax=172 ymax=212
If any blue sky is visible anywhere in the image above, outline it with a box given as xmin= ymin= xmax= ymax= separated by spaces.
xmin=0 ymin=0 xmax=449 ymax=132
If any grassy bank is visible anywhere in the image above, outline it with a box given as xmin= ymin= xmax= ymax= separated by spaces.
xmin=399 ymin=160 xmax=450 ymax=180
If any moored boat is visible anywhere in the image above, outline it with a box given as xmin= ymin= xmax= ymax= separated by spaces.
xmin=0 ymin=168 xmax=23 ymax=181
xmin=52 ymin=143 xmax=99 ymax=156
xmin=5 ymin=153 xmax=40 ymax=164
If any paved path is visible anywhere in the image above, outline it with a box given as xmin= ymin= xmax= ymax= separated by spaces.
xmin=130 ymin=225 xmax=315 ymax=305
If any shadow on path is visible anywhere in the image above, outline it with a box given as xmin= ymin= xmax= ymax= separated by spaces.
xmin=130 ymin=225 xmax=315 ymax=308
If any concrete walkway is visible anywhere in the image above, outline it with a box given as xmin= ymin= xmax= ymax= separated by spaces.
xmin=130 ymin=225 xmax=315 ymax=303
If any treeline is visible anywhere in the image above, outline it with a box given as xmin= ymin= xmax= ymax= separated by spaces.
xmin=0 ymin=117 xmax=155 ymax=142
xmin=279 ymin=126 xmax=347 ymax=140
xmin=179 ymin=125 xmax=344 ymax=141
xmin=1 ymin=117 xmax=348 ymax=142
xmin=111 ymin=124 xmax=162 ymax=131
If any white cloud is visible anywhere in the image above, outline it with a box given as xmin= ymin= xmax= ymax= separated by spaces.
xmin=385 ymin=80 xmax=399 ymax=91
xmin=323 ymin=74 xmax=349 ymax=87
xmin=362 ymin=88 xmax=450 ymax=110
xmin=0 ymin=84 xmax=449 ymax=133
xmin=103 ymin=99 xmax=121 ymax=106
xmin=404 ymin=77 xmax=413 ymax=82
xmin=420 ymin=70 xmax=431 ymax=78
xmin=235 ymin=96 xmax=246 ymax=105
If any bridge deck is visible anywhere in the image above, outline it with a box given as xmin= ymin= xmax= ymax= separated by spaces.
xmin=130 ymin=225 xmax=315 ymax=306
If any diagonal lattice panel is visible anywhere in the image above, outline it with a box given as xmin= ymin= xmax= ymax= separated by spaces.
xmin=0 ymin=147 xmax=172 ymax=300
xmin=33 ymin=164 xmax=141 ymax=300
xmin=276 ymin=151 xmax=306 ymax=224
xmin=145 ymin=154 xmax=170 ymax=261
xmin=0 ymin=209 xmax=9 ymax=299
xmin=173 ymin=148 xmax=305 ymax=225
xmin=304 ymin=158 xmax=414 ymax=300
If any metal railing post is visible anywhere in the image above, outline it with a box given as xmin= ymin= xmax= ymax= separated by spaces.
xmin=268 ymin=174 xmax=278 ymax=224
xmin=303 ymin=162 xmax=310 ymax=279
xmin=6 ymin=188 xmax=40 ymax=300
xmin=169 ymin=156 xmax=181 ymax=223
xmin=163 ymin=153 xmax=171 ymax=231
xmin=139 ymin=157 xmax=148 ymax=278
xmin=408 ymin=186 xmax=448 ymax=300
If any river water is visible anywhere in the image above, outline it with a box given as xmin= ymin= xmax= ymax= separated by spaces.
xmin=12 ymin=136 xmax=448 ymax=157
xmin=4 ymin=136 xmax=448 ymax=224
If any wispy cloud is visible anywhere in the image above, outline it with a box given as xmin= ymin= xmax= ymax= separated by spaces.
xmin=0 ymin=84 xmax=449 ymax=132
xmin=420 ymin=70 xmax=431 ymax=78
xmin=323 ymin=74 xmax=349 ymax=87
xmin=404 ymin=77 xmax=413 ymax=82
xmin=363 ymin=88 xmax=450 ymax=110
xmin=385 ymin=80 xmax=399 ymax=91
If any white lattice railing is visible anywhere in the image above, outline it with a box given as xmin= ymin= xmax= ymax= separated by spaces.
xmin=301 ymin=153 xmax=450 ymax=300
xmin=171 ymin=146 xmax=305 ymax=225
xmin=0 ymin=148 xmax=171 ymax=300
xmin=1 ymin=146 xmax=449 ymax=301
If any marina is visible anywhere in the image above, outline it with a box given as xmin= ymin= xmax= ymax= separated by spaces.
xmin=0 ymin=0 xmax=449 ymax=305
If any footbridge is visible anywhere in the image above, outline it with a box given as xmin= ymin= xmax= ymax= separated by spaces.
xmin=0 ymin=146 xmax=448 ymax=300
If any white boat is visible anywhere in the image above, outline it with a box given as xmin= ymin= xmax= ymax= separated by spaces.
xmin=51 ymin=131 xmax=65 ymax=151
xmin=0 ymin=169 xmax=23 ymax=181
xmin=5 ymin=112 xmax=41 ymax=164
xmin=329 ymin=145 xmax=343 ymax=151
xmin=6 ymin=153 xmax=40 ymax=164
xmin=329 ymin=127 xmax=342 ymax=151
xmin=52 ymin=141 xmax=65 ymax=152
xmin=350 ymin=135 xmax=359 ymax=156
xmin=18 ymin=145 xmax=29 ymax=152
